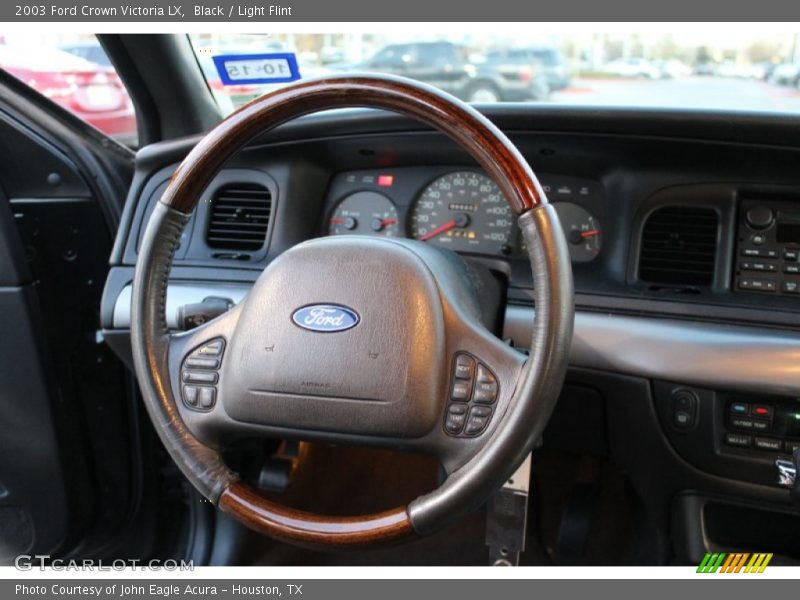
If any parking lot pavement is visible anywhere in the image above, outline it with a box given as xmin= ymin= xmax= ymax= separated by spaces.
xmin=552 ymin=76 xmax=800 ymax=113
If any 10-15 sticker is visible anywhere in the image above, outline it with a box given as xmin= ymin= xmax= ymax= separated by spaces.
xmin=212 ymin=53 xmax=301 ymax=85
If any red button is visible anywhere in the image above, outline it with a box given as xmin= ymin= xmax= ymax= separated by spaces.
xmin=752 ymin=405 xmax=773 ymax=418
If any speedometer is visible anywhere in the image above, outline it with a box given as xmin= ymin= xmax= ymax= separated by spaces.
xmin=409 ymin=171 xmax=513 ymax=255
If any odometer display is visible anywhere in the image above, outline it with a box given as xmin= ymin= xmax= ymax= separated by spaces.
xmin=409 ymin=171 xmax=512 ymax=254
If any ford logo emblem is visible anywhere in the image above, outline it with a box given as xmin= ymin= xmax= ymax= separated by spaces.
xmin=291 ymin=304 xmax=360 ymax=333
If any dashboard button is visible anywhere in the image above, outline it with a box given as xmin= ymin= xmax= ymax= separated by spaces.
xmin=784 ymin=264 xmax=800 ymax=274
xmin=724 ymin=433 xmax=752 ymax=448
xmin=740 ymin=261 xmax=776 ymax=272
xmin=754 ymin=437 xmax=782 ymax=452
xmin=745 ymin=206 xmax=774 ymax=230
xmin=783 ymin=281 xmax=800 ymax=293
xmin=784 ymin=249 xmax=799 ymax=261
xmin=751 ymin=405 xmax=773 ymax=419
xmin=729 ymin=402 xmax=749 ymax=415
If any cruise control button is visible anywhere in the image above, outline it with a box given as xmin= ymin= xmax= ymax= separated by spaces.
xmin=182 ymin=370 xmax=218 ymax=384
xmin=754 ymin=437 xmax=782 ymax=452
xmin=195 ymin=340 xmax=224 ymax=356
xmin=185 ymin=356 xmax=220 ymax=369
xmin=724 ymin=433 xmax=752 ymax=448
xmin=183 ymin=385 xmax=199 ymax=406
xmin=198 ymin=387 xmax=216 ymax=409
xmin=454 ymin=354 xmax=475 ymax=380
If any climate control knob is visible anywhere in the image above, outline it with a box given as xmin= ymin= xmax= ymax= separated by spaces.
xmin=746 ymin=206 xmax=774 ymax=230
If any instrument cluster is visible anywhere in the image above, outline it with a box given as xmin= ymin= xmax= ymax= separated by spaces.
xmin=323 ymin=167 xmax=604 ymax=263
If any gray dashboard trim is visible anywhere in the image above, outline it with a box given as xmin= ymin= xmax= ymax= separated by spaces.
xmin=504 ymin=304 xmax=800 ymax=397
xmin=113 ymin=281 xmax=800 ymax=396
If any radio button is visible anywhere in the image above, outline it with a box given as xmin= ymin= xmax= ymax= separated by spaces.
xmin=783 ymin=281 xmax=800 ymax=293
xmin=784 ymin=249 xmax=799 ymax=261
xmin=784 ymin=264 xmax=800 ymax=274
xmin=746 ymin=206 xmax=774 ymax=230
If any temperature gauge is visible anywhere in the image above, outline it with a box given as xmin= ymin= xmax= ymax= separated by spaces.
xmin=328 ymin=191 xmax=400 ymax=237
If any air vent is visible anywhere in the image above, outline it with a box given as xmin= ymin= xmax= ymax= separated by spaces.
xmin=639 ymin=206 xmax=719 ymax=286
xmin=206 ymin=184 xmax=272 ymax=251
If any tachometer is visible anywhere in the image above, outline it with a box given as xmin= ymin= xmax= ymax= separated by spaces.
xmin=328 ymin=191 xmax=400 ymax=237
xmin=409 ymin=171 xmax=513 ymax=254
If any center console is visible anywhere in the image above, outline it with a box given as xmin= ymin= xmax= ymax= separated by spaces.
xmin=735 ymin=199 xmax=800 ymax=295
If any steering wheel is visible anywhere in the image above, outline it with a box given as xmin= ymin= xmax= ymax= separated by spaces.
xmin=131 ymin=75 xmax=573 ymax=549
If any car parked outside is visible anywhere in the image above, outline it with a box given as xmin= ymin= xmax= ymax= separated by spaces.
xmin=0 ymin=44 xmax=136 ymax=140
xmin=486 ymin=46 xmax=571 ymax=91
xmin=603 ymin=57 xmax=662 ymax=79
xmin=359 ymin=41 xmax=550 ymax=102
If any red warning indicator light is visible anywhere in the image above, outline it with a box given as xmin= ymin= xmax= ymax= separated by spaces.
xmin=377 ymin=174 xmax=394 ymax=187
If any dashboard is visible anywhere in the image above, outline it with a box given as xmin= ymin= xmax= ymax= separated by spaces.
xmin=100 ymin=106 xmax=800 ymax=565
xmin=321 ymin=166 xmax=603 ymax=262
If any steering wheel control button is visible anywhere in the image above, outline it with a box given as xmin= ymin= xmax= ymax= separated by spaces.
xmin=451 ymin=380 xmax=472 ymax=401
xmin=185 ymin=356 xmax=220 ymax=369
xmin=196 ymin=340 xmax=224 ymax=356
xmin=183 ymin=386 xmax=199 ymax=407
xmin=182 ymin=370 xmax=218 ymax=384
xmin=198 ymin=387 xmax=216 ymax=409
xmin=181 ymin=338 xmax=225 ymax=411
xmin=445 ymin=403 xmax=469 ymax=434
xmin=465 ymin=407 xmax=493 ymax=436
xmin=454 ymin=354 xmax=475 ymax=380
xmin=444 ymin=354 xmax=499 ymax=436
xmin=473 ymin=364 xmax=499 ymax=404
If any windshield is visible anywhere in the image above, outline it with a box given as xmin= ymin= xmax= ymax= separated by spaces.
xmin=190 ymin=29 xmax=800 ymax=115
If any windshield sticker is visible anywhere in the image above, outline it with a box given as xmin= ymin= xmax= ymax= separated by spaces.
xmin=212 ymin=53 xmax=301 ymax=85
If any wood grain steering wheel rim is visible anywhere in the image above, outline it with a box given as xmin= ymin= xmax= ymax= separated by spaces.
xmin=130 ymin=74 xmax=573 ymax=549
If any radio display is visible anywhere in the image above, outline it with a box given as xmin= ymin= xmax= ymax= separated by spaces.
xmin=777 ymin=222 xmax=800 ymax=244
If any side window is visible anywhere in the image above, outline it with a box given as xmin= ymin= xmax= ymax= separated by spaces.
xmin=0 ymin=35 xmax=137 ymax=146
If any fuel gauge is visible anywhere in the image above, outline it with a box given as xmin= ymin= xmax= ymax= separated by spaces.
xmin=328 ymin=191 xmax=400 ymax=237
xmin=554 ymin=202 xmax=601 ymax=263
xmin=518 ymin=202 xmax=601 ymax=263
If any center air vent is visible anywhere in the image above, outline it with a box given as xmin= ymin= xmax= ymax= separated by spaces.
xmin=206 ymin=184 xmax=272 ymax=251
xmin=639 ymin=206 xmax=719 ymax=287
